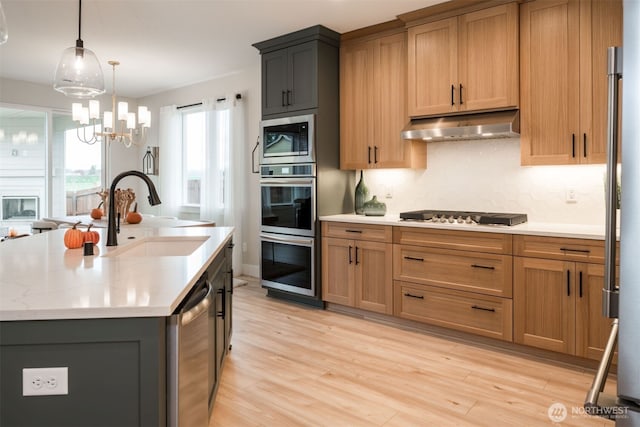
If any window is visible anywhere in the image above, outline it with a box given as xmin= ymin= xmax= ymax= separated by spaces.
xmin=181 ymin=110 xmax=205 ymax=206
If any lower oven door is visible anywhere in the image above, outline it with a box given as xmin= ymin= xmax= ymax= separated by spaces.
xmin=260 ymin=233 xmax=315 ymax=297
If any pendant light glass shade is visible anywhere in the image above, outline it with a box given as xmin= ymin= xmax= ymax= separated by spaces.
xmin=0 ymin=1 xmax=8 ymax=45
xmin=54 ymin=45 xmax=105 ymax=98
xmin=53 ymin=0 xmax=105 ymax=98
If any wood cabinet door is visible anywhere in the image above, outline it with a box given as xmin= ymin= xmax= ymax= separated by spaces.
xmin=458 ymin=3 xmax=519 ymax=112
xmin=579 ymin=0 xmax=622 ymax=163
xmin=575 ymin=263 xmax=618 ymax=361
xmin=321 ymin=237 xmax=355 ymax=306
xmin=520 ymin=0 xmax=580 ymax=165
xmin=408 ymin=17 xmax=458 ymax=117
xmin=514 ymin=257 xmax=576 ymax=354
xmin=288 ymin=41 xmax=318 ymax=112
xmin=355 ymin=241 xmax=393 ymax=314
xmin=340 ymin=40 xmax=374 ymax=169
xmin=261 ymin=49 xmax=289 ymax=116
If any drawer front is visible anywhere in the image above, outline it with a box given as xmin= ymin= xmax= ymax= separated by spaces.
xmin=321 ymin=221 xmax=392 ymax=242
xmin=393 ymin=226 xmax=512 ymax=254
xmin=393 ymin=245 xmax=513 ymax=297
xmin=394 ymin=281 xmax=513 ymax=341
xmin=513 ymin=235 xmax=613 ymax=264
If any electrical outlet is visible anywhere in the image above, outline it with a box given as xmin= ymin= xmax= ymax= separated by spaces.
xmin=566 ymin=188 xmax=578 ymax=203
xmin=23 ymin=367 xmax=68 ymax=396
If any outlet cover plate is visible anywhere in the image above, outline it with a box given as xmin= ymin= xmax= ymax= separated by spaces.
xmin=23 ymin=367 xmax=68 ymax=396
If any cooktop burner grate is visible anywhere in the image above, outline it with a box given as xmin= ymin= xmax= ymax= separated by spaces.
xmin=399 ymin=210 xmax=528 ymax=226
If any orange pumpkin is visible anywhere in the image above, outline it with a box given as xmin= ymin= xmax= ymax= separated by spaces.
xmin=90 ymin=201 xmax=104 ymax=220
xmin=126 ymin=202 xmax=142 ymax=224
xmin=63 ymin=222 xmax=84 ymax=249
xmin=84 ymin=224 xmax=100 ymax=245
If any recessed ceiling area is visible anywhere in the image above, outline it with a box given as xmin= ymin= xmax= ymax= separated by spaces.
xmin=0 ymin=0 xmax=443 ymax=99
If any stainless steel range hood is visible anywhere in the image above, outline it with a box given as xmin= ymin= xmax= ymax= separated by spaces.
xmin=401 ymin=109 xmax=519 ymax=142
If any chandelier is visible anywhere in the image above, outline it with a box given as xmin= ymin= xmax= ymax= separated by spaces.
xmin=72 ymin=60 xmax=150 ymax=147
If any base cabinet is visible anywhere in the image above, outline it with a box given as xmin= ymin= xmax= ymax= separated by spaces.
xmin=321 ymin=222 xmax=393 ymax=314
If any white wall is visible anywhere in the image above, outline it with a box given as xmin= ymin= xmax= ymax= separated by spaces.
xmin=362 ymin=138 xmax=607 ymax=225
xmin=137 ymin=58 xmax=262 ymax=277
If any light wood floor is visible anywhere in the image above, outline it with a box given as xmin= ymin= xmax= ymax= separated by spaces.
xmin=209 ymin=278 xmax=616 ymax=426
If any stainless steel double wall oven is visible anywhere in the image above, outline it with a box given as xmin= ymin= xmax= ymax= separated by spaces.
xmin=259 ymin=114 xmax=352 ymax=305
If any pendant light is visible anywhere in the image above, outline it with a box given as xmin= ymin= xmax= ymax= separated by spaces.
xmin=54 ymin=0 xmax=105 ymax=98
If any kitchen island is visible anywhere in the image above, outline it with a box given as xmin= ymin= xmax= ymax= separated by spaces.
xmin=0 ymin=226 xmax=233 ymax=426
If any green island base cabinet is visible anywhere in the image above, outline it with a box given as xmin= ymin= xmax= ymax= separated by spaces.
xmin=0 ymin=226 xmax=234 ymax=426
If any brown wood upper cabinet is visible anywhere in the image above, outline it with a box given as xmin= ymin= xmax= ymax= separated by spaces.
xmin=407 ymin=3 xmax=519 ymax=117
xmin=340 ymin=31 xmax=426 ymax=169
xmin=520 ymin=0 xmax=622 ymax=165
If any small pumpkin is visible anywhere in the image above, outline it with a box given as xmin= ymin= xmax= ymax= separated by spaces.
xmin=84 ymin=224 xmax=100 ymax=245
xmin=90 ymin=201 xmax=104 ymax=220
xmin=63 ymin=222 xmax=84 ymax=249
xmin=126 ymin=202 xmax=142 ymax=224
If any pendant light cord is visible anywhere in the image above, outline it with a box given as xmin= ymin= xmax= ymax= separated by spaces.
xmin=76 ymin=0 xmax=83 ymax=47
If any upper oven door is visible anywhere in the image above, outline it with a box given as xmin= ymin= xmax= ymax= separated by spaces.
xmin=261 ymin=177 xmax=315 ymax=237
xmin=260 ymin=114 xmax=315 ymax=164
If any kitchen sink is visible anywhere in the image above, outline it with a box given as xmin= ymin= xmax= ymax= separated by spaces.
xmin=102 ymin=236 xmax=209 ymax=257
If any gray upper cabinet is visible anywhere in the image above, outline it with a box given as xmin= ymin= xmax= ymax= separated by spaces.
xmin=262 ymin=42 xmax=318 ymax=116
xmin=254 ymin=25 xmax=340 ymax=119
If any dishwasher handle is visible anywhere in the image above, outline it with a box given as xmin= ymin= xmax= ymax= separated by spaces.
xmin=180 ymin=280 xmax=212 ymax=326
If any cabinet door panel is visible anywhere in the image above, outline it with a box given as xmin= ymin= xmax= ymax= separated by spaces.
xmin=262 ymin=50 xmax=288 ymax=116
xmin=408 ymin=18 xmax=458 ymax=116
xmin=340 ymin=41 xmax=373 ymax=169
xmin=458 ymin=3 xmax=519 ymax=111
xmin=355 ymin=241 xmax=392 ymax=314
xmin=520 ymin=0 xmax=580 ymax=165
xmin=514 ymin=257 xmax=576 ymax=354
xmin=321 ymin=237 xmax=354 ymax=306
xmin=288 ymin=42 xmax=317 ymax=112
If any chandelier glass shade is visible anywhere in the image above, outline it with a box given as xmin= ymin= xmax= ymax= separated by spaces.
xmin=53 ymin=0 xmax=105 ymax=98
xmin=72 ymin=61 xmax=150 ymax=148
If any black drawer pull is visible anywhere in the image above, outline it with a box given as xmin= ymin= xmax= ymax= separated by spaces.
xmin=567 ymin=270 xmax=571 ymax=296
xmin=355 ymin=246 xmax=360 ymax=265
xmin=579 ymin=271 xmax=583 ymax=298
xmin=345 ymin=229 xmax=363 ymax=234
xmin=348 ymin=245 xmax=353 ymax=264
xmin=451 ymin=84 xmax=455 ymax=105
xmin=459 ymin=84 xmax=464 ymax=104
xmin=560 ymin=247 xmax=591 ymax=254
xmin=404 ymin=293 xmax=424 ymax=300
xmin=281 ymin=90 xmax=286 ymax=107
xmin=572 ymin=133 xmax=576 ymax=157
xmin=471 ymin=305 xmax=496 ymax=312
xmin=471 ymin=264 xmax=495 ymax=270
xmin=404 ymin=256 xmax=424 ymax=262
xmin=583 ymin=133 xmax=587 ymax=157
xmin=374 ymin=146 xmax=379 ymax=164
xmin=368 ymin=146 xmax=372 ymax=164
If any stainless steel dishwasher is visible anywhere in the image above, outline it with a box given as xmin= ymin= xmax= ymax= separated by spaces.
xmin=167 ymin=274 xmax=212 ymax=427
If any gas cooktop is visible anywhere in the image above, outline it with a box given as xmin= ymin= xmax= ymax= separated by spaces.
xmin=399 ymin=210 xmax=528 ymax=226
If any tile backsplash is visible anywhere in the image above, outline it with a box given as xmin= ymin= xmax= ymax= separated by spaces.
xmin=361 ymin=138 xmax=608 ymax=226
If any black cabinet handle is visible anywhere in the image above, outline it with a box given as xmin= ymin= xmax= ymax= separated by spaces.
xmin=583 ymin=133 xmax=587 ymax=158
xmin=404 ymin=256 xmax=424 ymax=262
xmin=572 ymin=134 xmax=576 ymax=157
xmin=374 ymin=146 xmax=379 ymax=164
xmin=451 ymin=84 xmax=455 ymax=105
xmin=345 ymin=229 xmax=363 ymax=234
xmin=217 ymin=287 xmax=226 ymax=319
xmin=286 ymin=90 xmax=292 ymax=106
xmin=579 ymin=271 xmax=583 ymax=298
xmin=348 ymin=245 xmax=353 ymax=264
xmin=471 ymin=305 xmax=496 ymax=312
xmin=355 ymin=246 xmax=359 ymax=265
xmin=560 ymin=247 xmax=591 ymax=254
xmin=567 ymin=270 xmax=571 ymax=296
xmin=471 ymin=264 xmax=495 ymax=270
xmin=404 ymin=293 xmax=424 ymax=300
xmin=281 ymin=90 xmax=286 ymax=107
xmin=368 ymin=146 xmax=372 ymax=164
xmin=459 ymin=84 xmax=464 ymax=104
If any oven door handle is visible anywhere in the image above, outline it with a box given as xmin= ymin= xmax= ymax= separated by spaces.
xmin=260 ymin=233 xmax=314 ymax=246
xmin=260 ymin=178 xmax=315 ymax=186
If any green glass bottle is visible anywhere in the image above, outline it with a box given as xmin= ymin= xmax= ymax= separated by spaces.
xmin=354 ymin=170 xmax=369 ymax=215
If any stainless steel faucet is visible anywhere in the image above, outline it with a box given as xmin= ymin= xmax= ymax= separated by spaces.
xmin=107 ymin=170 xmax=161 ymax=246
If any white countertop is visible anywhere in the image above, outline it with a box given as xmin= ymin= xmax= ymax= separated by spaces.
xmin=42 ymin=215 xmax=215 ymax=229
xmin=0 ymin=226 xmax=233 ymax=321
xmin=319 ymin=213 xmax=613 ymax=240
